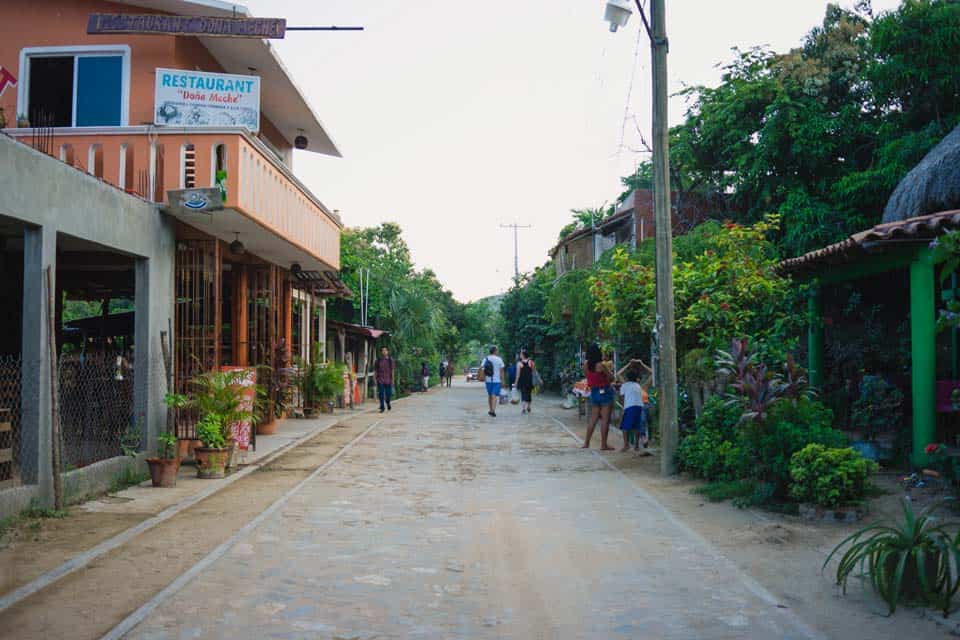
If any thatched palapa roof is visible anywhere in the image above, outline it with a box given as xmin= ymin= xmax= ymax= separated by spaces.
xmin=883 ymin=124 xmax=960 ymax=223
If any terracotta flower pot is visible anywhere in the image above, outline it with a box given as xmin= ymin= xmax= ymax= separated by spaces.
xmin=146 ymin=457 xmax=179 ymax=487
xmin=194 ymin=447 xmax=228 ymax=479
xmin=257 ymin=418 xmax=278 ymax=435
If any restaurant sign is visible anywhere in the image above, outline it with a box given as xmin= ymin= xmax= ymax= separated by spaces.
xmin=155 ymin=68 xmax=260 ymax=131
xmin=88 ymin=13 xmax=286 ymax=38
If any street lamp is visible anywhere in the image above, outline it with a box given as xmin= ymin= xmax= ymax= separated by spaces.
xmin=603 ymin=0 xmax=633 ymax=32
xmin=603 ymin=0 xmax=679 ymax=476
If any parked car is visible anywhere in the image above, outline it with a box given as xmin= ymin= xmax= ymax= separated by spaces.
xmin=466 ymin=367 xmax=479 ymax=382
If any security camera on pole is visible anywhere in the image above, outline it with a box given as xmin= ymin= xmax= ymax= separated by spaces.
xmin=604 ymin=0 xmax=678 ymax=475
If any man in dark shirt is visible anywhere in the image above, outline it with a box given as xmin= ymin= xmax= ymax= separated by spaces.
xmin=374 ymin=346 xmax=395 ymax=413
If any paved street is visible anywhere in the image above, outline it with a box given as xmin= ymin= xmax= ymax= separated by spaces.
xmin=123 ymin=383 xmax=820 ymax=640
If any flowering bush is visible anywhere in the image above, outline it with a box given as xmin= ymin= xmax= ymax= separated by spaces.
xmin=592 ymin=217 xmax=801 ymax=358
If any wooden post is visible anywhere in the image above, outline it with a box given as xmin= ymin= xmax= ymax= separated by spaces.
xmin=45 ymin=266 xmax=63 ymax=510
xmin=233 ymin=265 xmax=248 ymax=366
xmin=650 ymin=0 xmax=678 ymax=475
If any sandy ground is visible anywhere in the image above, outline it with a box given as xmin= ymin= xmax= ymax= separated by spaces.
xmin=552 ymin=402 xmax=953 ymax=639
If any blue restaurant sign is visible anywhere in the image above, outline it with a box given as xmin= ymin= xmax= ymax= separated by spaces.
xmin=87 ymin=13 xmax=286 ymax=39
xmin=155 ymin=68 xmax=260 ymax=131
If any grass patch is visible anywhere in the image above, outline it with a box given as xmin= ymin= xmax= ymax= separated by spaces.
xmin=693 ymin=479 xmax=757 ymax=503
xmin=21 ymin=502 xmax=69 ymax=519
xmin=109 ymin=465 xmax=149 ymax=493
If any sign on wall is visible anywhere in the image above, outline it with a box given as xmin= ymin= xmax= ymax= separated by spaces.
xmin=88 ymin=14 xmax=286 ymax=38
xmin=154 ymin=68 xmax=260 ymax=131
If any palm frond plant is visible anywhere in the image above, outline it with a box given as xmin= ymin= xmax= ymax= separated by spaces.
xmin=824 ymin=499 xmax=960 ymax=616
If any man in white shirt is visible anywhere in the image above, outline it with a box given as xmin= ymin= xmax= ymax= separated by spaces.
xmin=482 ymin=346 xmax=505 ymax=417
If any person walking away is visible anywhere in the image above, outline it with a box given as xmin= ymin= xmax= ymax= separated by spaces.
xmin=516 ymin=349 xmax=536 ymax=414
xmin=375 ymin=347 xmax=395 ymax=413
xmin=440 ymin=358 xmax=447 ymax=387
xmin=482 ymin=346 xmax=505 ymax=417
xmin=421 ymin=361 xmax=430 ymax=392
xmin=444 ymin=361 xmax=454 ymax=387
xmin=582 ymin=343 xmax=614 ymax=450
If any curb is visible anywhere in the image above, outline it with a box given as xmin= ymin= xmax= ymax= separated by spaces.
xmin=0 ymin=406 xmax=378 ymax=614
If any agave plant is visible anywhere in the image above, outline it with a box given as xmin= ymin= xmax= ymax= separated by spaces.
xmin=824 ymin=499 xmax=960 ymax=616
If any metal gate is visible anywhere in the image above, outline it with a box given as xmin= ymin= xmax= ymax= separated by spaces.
xmin=174 ymin=239 xmax=220 ymax=438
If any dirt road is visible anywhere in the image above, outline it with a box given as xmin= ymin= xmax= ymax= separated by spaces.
xmin=116 ymin=384 xmax=821 ymax=639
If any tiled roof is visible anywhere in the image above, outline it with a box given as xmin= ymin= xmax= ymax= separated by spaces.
xmin=779 ymin=210 xmax=960 ymax=274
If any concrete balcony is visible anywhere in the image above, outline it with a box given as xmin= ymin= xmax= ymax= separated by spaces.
xmin=6 ymin=127 xmax=341 ymax=271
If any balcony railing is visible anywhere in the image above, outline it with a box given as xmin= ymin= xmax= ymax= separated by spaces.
xmin=5 ymin=126 xmax=341 ymax=269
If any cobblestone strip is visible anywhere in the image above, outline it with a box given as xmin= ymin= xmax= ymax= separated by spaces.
xmin=100 ymin=419 xmax=384 ymax=640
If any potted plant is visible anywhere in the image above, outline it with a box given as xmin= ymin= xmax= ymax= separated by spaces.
xmin=295 ymin=358 xmax=320 ymax=418
xmin=254 ymin=381 xmax=278 ymax=434
xmin=146 ymin=432 xmax=179 ymax=487
xmin=194 ymin=413 xmax=228 ymax=478
xmin=314 ymin=362 xmax=346 ymax=414
xmin=825 ymin=499 xmax=960 ymax=615
xmin=190 ymin=369 xmax=250 ymax=468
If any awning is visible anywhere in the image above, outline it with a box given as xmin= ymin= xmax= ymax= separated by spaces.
xmin=327 ymin=319 xmax=388 ymax=340
xmin=291 ymin=270 xmax=353 ymax=298
xmin=779 ymin=209 xmax=960 ymax=277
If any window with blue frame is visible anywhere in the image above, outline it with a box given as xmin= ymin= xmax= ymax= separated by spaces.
xmin=26 ymin=52 xmax=124 ymax=127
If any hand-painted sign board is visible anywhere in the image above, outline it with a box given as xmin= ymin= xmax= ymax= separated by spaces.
xmin=155 ymin=68 xmax=259 ymax=131
xmin=220 ymin=367 xmax=256 ymax=451
xmin=166 ymin=188 xmax=224 ymax=214
xmin=88 ymin=13 xmax=286 ymax=38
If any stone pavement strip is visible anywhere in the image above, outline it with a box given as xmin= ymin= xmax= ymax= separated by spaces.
xmin=119 ymin=384 xmax=823 ymax=640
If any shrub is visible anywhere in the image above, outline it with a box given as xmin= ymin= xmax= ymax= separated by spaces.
xmin=195 ymin=413 xmax=226 ymax=449
xmin=741 ymin=397 xmax=847 ymax=497
xmin=677 ymin=428 xmax=746 ymax=481
xmin=677 ymin=396 xmax=746 ymax=480
xmin=695 ymin=395 xmax=742 ymax=437
xmin=789 ymin=444 xmax=878 ymax=507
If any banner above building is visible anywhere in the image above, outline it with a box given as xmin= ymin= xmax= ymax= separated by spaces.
xmin=154 ymin=68 xmax=260 ymax=131
xmin=88 ymin=14 xmax=286 ymax=38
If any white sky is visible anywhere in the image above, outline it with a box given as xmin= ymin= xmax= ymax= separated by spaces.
xmin=246 ymin=0 xmax=902 ymax=302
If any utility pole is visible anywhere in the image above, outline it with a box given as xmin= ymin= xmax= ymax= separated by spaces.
xmin=604 ymin=0 xmax=677 ymax=475
xmin=500 ymin=223 xmax=531 ymax=282
xmin=650 ymin=0 xmax=678 ymax=475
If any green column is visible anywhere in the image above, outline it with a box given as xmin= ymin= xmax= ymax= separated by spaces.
xmin=910 ymin=248 xmax=936 ymax=466
xmin=807 ymin=284 xmax=824 ymax=390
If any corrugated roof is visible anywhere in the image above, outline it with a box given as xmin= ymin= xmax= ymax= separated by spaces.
xmin=779 ymin=209 xmax=960 ymax=274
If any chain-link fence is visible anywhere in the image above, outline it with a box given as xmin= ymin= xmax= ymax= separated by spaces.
xmin=58 ymin=352 xmax=137 ymax=470
xmin=0 ymin=354 xmax=23 ymax=489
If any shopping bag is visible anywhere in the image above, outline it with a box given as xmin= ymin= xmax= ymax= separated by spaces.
xmin=510 ymin=388 xmax=521 ymax=404
xmin=499 ymin=390 xmax=509 ymax=405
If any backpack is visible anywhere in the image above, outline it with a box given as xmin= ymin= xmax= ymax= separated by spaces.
xmin=483 ymin=358 xmax=495 ymax=379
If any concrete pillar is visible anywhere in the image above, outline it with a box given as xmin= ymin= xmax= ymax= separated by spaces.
xmin=807 ymin=285 xmax=824 ymax=390
xmin=21 ymin=225 xmax=56 ymax=501
xmin=910 ymin=248 xmax=936 ymax=466
xmin=133 ymin=220 xmax=174 ymax=453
